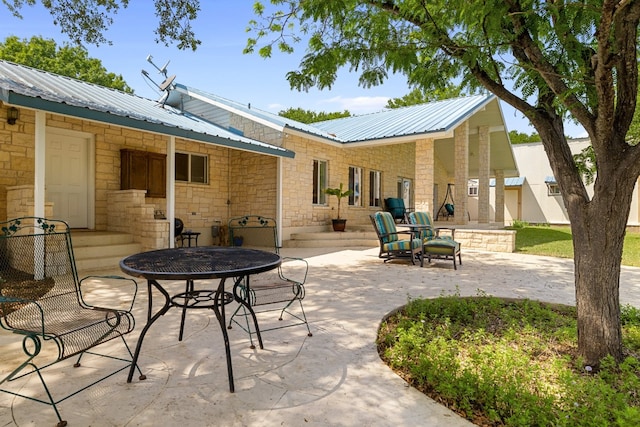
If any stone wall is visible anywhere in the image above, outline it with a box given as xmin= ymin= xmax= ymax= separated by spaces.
xmin=453 ymin=229 xmax=516 ymax=253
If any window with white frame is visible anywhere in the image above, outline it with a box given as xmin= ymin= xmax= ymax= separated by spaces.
xmin=547 ymin=184 xmax=561 ymax=196
xmin=369 ymin=170 xmax=382 ymax=207
xmin=175 ymin=152 xmax=208 ymax=183
xmin=313 ymin=159 xmax=327 ymax=204
xmin=468 ymin=186 xmax=478 ymax=196
xmin=348 ymin=166 xmax=362 ymax=206
xmin=545 ymin=176 xmax=561 ymax=196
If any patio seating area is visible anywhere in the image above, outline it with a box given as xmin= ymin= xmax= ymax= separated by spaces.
xmin=4 ymin=246 xmax=640 ymax=426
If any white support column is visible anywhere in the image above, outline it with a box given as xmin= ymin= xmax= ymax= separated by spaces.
xmin=34 ymin=111 xmax=46 ymax=219
xmin=166 ymin=136 xmax=176 ymax=247
xmin=478 ymin=126 xmax=490 ymax=224
xmin=454 ymin=121 xmax=469 ymax=224
xmin=276 ymin=156 xmax=283 ymax=247
xmin=494 ymin=169 xmax=505 ymax=225
xmin=34 ymin=111 xmax=46 ymax=279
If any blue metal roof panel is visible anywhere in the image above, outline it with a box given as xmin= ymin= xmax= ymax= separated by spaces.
xmin=312 ymin=94 xmax=495 ymax=142
xmin=490 ymin=177 xmax=525 ymax=187
xmin=0 ymin=60 xmax=294 ymax=158
xmin=175 ymin=84 xmax=344 ymax=142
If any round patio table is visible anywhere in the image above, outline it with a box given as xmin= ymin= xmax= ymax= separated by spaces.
xmin=120 ymin=246 xmax=281 ymax=392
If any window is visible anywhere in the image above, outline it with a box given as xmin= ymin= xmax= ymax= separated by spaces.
xmin=468 ymin=186 xmax=478 ymax=196
xmin=348 ymin=166 xmax=362 ymax=206
xmin=547 ymin=184 xmax=561 ymax=196
xmin=369 ymin=170 xmax=382 ymax=207
xmin=175 ymin=152 xmax=208 ymax=183
xmin=313 ymin=160 xmax=327 ymax=204
xmin=545 ymin=176 xmax=561 ymax=196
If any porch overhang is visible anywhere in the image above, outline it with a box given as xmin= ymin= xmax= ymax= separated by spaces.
xmin=0 ymin=90 xmax=294 ymax=159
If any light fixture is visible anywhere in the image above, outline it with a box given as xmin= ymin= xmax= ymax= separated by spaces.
xmin=7 ymin=107 xmax=19 ymax=125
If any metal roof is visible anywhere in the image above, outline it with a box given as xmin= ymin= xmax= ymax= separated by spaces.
xmin=167 ymin=84 xmax=343 ymax=142
xmin=490 ymin=177 xmax=525 ymax=187
xmin=0 ymin=60 xmax=294 ymax=158
xmin=170 ymin=86 xmax=500 ymax=146
xmin=312 ymin=94 xmax=495 ymax=142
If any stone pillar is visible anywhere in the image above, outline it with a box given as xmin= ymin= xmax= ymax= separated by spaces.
xmin=478 ymin=126 xmax=490 ymax=224
xmin=494 ymin=169 xmax=505 ymax=225
xmin=454 ymin=121 xmax=469 ymax=224
xmin=415 ymin=138 xmax=434 ymax=215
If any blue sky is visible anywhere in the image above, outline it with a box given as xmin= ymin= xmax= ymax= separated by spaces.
xmin=1 ymin=1 xmax=585 ymax=138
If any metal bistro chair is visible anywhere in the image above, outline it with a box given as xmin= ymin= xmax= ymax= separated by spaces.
xmin=0 ymin=217 xmax=144 ymax=427
xmin=226 ymin=215 xmax=312 ymax=348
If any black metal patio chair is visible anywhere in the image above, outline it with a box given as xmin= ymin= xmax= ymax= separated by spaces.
xmin=226 ymin=215 xmax=312 ymax=348
xmin=0 ymin=217 xmax=144 ymax=427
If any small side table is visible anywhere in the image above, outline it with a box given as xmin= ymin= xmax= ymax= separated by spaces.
xmin=180 ymin=231 xmax=201 ymax=247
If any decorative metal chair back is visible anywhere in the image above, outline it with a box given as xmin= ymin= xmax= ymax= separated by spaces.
xmin=226 ymin=215 xmax=312 ymax=348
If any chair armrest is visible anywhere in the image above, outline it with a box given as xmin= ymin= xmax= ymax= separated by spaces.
xmin=78 ymin=275 xmax=138 ymax=313
xmin=279 ymin=257 xmax=309 ymax=284
xmin=435 ymin=227 xmax=456 ymax=239
xmin=0 ymin=295 xmax=46 ymax=335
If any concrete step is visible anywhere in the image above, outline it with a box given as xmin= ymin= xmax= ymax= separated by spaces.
xmin=71 ymin=231 xmax=142 ymax=272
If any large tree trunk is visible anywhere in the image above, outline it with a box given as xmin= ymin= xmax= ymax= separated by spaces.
xmin=536 ymin=117 xmax=635 ymax=366
xmin=570 ymin=187 xmax=628 ymax=365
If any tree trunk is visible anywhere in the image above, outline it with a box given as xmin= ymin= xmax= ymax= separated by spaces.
xmin=571 ymin=193 xmax=626 ymax=365
xmin=535 ymin=116 xmax=635 ymax=366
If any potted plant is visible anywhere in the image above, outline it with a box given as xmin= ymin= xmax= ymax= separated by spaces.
xmin=325 ymin=183 xmax=353 ymax=231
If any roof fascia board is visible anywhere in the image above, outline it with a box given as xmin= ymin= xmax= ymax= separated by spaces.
xmin=175 ymin=86 xmax=284 ymax=133
xmin=284 ymin=127 xmax=345 ymax=147
xmin=6 ymin=92 xmax=294 ymax=159
xmin=443 ymin=95 xmax=496 ymax=134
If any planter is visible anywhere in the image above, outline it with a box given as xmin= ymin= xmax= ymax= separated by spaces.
xmin=233 ymin=236 xmax=244 ymax=246
xmin=331 ymin=219 xmax=347 ymax=232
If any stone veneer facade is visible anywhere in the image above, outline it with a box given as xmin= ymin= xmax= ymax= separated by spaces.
xmin=1 ymin=103 xmax=512 ymax=251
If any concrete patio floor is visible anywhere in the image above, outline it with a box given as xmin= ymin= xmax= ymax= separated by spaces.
xmin=3 ymin=246 xmax=640 ymax=426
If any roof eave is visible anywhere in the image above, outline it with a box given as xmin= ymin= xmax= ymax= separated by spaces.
xmin=3 ymin=91 xmax=295 ymax=159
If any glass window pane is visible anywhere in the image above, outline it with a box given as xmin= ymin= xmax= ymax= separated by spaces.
xmin=191 ymin=155 xmax=207 ymax=183
xmin=349 ymin=166 xmax=361 ymax=206
xmin=175 ymin=153 xmax=189 ymax=181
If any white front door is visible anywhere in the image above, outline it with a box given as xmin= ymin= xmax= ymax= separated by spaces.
xmin=46 ymin=132 xmax=91 ymax=228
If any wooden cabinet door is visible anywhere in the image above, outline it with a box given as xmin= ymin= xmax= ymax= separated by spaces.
xmin=121 ymin=149 xmax=166 ymax=198
xmin=147 ymin=153 xmax=167 ymax=198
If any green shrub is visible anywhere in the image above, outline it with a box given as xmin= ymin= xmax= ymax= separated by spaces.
xmin=378 ymin=294 xmax=640 ymax=426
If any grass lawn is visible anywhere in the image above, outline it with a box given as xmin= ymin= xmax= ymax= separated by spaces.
xmin=512 ymin=225 xmax=640 ymax=267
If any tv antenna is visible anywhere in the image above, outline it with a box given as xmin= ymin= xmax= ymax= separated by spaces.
xmin=146 ymin=55 xmax=169 ymax=77
xmin=141 ymin=55 xmax=175 ymax=94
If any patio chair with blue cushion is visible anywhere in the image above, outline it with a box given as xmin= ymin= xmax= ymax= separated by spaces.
xmin=408 ymin=211 xmax=462 ymax=270
xmin=370 ymin=211 xmax=423 ymax=266
xmin=384 ymin=197 xmax=412 ymax=223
